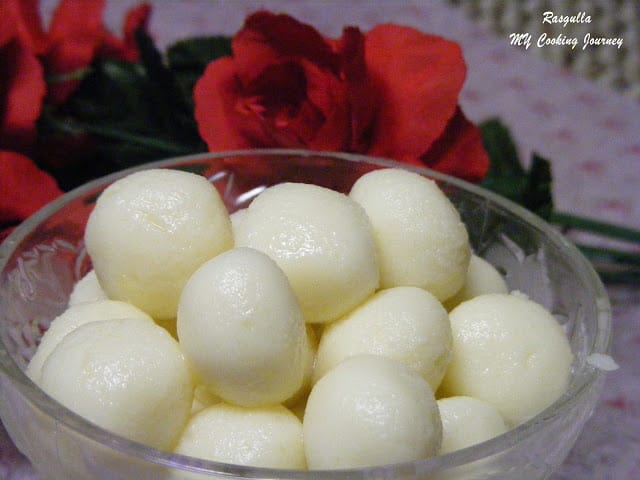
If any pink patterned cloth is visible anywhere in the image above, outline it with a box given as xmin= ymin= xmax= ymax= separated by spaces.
xmin=2 ymin=1 xmax=639 ymax=478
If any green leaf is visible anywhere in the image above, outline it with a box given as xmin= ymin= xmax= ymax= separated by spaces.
xmin=479 ymin=119 xmax=527 ymax=206
xmin=479 ymin=118 xmax=553 ymax=218
xmin=63 ymin=60 xmax=151 ymax=128
xmin=167 ymin=36 xmax=232 ymax=69
xmin=134 ymin=28 xmax=201 ymax=143
xmin=37 ymin=30 xmax=211 ymax=188
xmin=478 ymin=118 xmax=640 ymax=284
xmin=523 ymin=153 xmax=553 ymax=220
xmin=167 ymin=36 xmax=232 ymax=103
xmin=480 ymin=118 xmax=526 ymax=178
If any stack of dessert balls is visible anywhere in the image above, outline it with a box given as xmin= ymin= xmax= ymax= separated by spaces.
xmin=27 ymin=167 xmax=573 ymax=472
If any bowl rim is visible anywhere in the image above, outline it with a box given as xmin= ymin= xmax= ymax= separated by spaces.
xmin=0 ymin=148 xmax=612 ymax=477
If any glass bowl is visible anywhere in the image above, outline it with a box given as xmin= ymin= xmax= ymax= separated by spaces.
xmin=0 ymin=150 xmax=611 ymax=480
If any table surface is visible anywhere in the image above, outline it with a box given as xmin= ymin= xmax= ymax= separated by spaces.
xmin=2 ymin=2 xmax=639 ymax=479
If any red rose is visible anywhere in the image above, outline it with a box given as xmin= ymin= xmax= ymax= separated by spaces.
xmin=3 ymin=0 xmax=107 ymax=105
xmin=0 ymin=151 xmax=63 ymax=241
xmin=0 ymin=7 xmax=46 ymax=152
xmin=44 ymin=0 xmax=151 ymax=104
xmin=39 ymin=0 xmax=106 ymax=104
xmin=2 ymin=0 xmax=49 ymax=55
xmin=4 ymin=0 xmax=151 ymax=105
xmin=194 ymin=11 xmax=489 ymax=182
xmin=99 ymin=3 xmax=152 ymax=62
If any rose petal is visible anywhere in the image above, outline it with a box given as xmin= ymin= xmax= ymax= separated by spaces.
xmin=420 ymin=107 xmax=490 ymax=182
xmin=100 ymin=3 xmax=152 ymax=62
xmin=243 ymin=61 xmax=312 ymax=146
xmin=409 ymin=107 xmax=490 ymax=183
xmin=1 ymin=0 xmax=48 ymax=54
xmin=303 ymin=61 xmax=350 ymax=150
xmin=0 ymin=8 xmax=13 ymax=46
xmin=49 ymin=0 xmax=105 ymax=42
xmin=194 ymin=57 xmax=258 ymax=151
xmin=0 ymin=151 xmax=63 ymax=226
xmin=233 ymin=11 xmax=339 ymax=85
xmin=0 ymin=3 xmax=45 ymax=151
xmin=334 ymin=26 xmax=377 ymax=152
xmin=364 ymin=24 xmax=466 ymax=161
xmin=0 ymin=36 xmax=46 ymax=152
xmin=43 ymin=36 xmax=101 ymax=104
xmin=43 ymin=0 xmax=105 ymax=104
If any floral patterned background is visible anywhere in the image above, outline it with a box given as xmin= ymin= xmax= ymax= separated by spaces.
xmin=1 ymin=1 xmax=639 ymax=479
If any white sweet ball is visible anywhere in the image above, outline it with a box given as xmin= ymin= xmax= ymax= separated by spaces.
xmin=314 ymin=286 xmax=452 ymax=391
xmin=284 ymin=324 xmax=318 ymax=408
xmin=39 ymin=317 xmax=193 ymax=450
xmin=230 ymin=207 xmax=248 ymax=241
xmin=437 ymin=396 xmax=508 ymax=454
xmin=233 ymin=182 xmax=379 ymax=324
xmin=85 ymin=168 xmax=233 ymax=320
xmin=27 ymin=300 xmax=153 ymax=384
xmin=349 ymin=168 xmax=470 ymax=301
xmin=68 ymin=270 xmax=108 ymax=306
xmin=303 ymin=355 xmax=441 ymax=469
xmin=190 ymin=385 xmax=221 ymax=415
xmin=177 ymin=247 xmax=307 ymax=407
xmin=444 ymin=255 xmax=509 ymax=310
xmin=155 ymin=316 xmax=178 ymax=340
xmin=439 ymin=293 xmax=573 ymax=425
xmin=173 ymin=403 xmax=305 ymax=471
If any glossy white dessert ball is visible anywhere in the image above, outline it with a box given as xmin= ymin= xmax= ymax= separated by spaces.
xmin=314 ymin=286 xmax=452 ymax=390
xmin=173 ymin=403 xmax=305 ymax=472
xmin=284 ymin=324 xmax=318 ymax=408
xmin=230 ymin=207 xmax=248 ymax=241
xmin=233 ymin=182 xmax=379 ymax=324
xmin=439 ymin=293 xmax=573 ymax=425
xmin=303 ymin=355 xmax=441 ymax=469
xmin=177 ymin=247 xmax=307 ymax=407
xmin=38 ymin=317 xmax=193 ymax=450
xmin=437 ymin=396 xmax=508 ymax=454
xmin=190 ymin=385 xmax=221 ymax=415
xmin=26 ymin=299 xmax=153 ymax=384
xmin=349 ymin=168 xmax=470 ymax=301
xmin=67 ymin=270 xmax=108 ymax=306
xmin=85 ymin=168 xmax=233 ymax=320
xmin=444 ymin=255 xmax=509 ymax=310
xmin=155 ymin=316 xmax=178 ymax=340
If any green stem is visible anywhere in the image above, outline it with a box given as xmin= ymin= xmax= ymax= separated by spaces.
xmin=550 ymin=211 xmax=640 ymax=243
xmin=81 ymin=124 xmax=192 ymax=155
xmin=593 ymin=268 xmax=640 ymax=284
xmin=45 ymin=115 xmax=193 ymax=155
xmin=546 ymin=212 xmax=640 ymax=284
xmin=577 ymin=244 xmax=640 ymax=266
xmin=46 ymin=67 xmax=92 ymax=83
